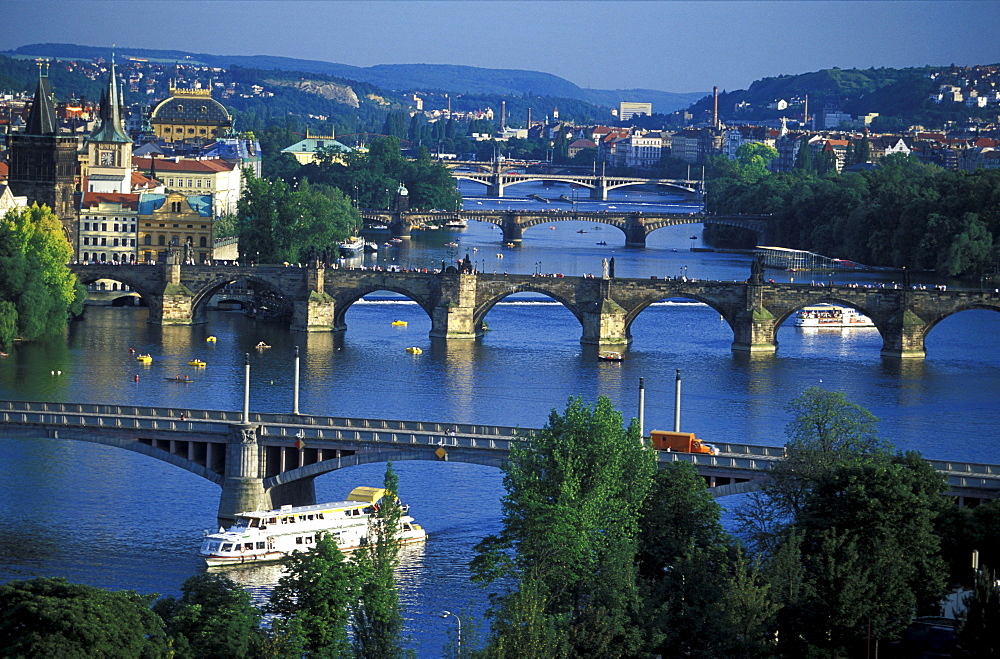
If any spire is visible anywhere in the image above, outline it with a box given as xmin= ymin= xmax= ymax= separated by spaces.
xmin=26 ymin=61 xmax=58 ymax=136
xmin=88 ymin=55 xmax=131 ymax=144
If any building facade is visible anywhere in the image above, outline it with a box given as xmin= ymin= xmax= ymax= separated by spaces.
xmin=137 ymin=192 xmax=214 ymax=264
xmin=78 ymin=192 xmax=139 ymax=263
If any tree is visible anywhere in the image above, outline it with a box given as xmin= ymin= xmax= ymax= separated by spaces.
xmin=153 ymin=573 xmax=264 ymax=658
xmin=0 ymin=577 xmax=166 ymax=658
xmin=351 ymin=463 xmax=411 ymax=659
xmin=956 ymin=567 xmax=1000 ymax=657
xmin=472 ymin=396 xmax=656 ymax=657
xmin=267 ymin=533 xmax=356 ymax=657
xmin=0 ymin=205 xmax=86 ymax=349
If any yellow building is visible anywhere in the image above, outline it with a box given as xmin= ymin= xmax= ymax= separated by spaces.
xmin=137 ymin=191 xmax=214 ymax=264
xmin=281 ymin=130 xmax=352 ymax=165
xmin=150 ymin=86 xmax=232 ymax=144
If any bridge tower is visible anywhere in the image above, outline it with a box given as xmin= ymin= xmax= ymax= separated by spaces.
xmin=580 ymin=276 xmax=629 ymax=346
xmin=430 ymin=273 xmax=481 ymax=339
xmin=154 ymin=252 xmax=197 ymax=325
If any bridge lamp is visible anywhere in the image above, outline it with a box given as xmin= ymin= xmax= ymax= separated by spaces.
xmin=440 ymin=611 xmax=461 ymax=654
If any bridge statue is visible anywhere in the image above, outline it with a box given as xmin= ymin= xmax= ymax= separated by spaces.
xmin=750 ymin=255 xmax=764 ymax=285
xmin=602 ymin=258 xmax=609 ymax=279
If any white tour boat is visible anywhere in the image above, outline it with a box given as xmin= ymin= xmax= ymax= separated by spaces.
xmin=793 ymin=304 xmax=874 ymax=328
xmin=338 ymin=236 xmax=365 ymax=257
xmin=198 ymin=487 xmax=427 ymax=566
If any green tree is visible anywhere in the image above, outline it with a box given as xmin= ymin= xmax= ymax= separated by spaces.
xmin=268 ymin=533 xmax=356 ymax=657
xmin=0 ymin=577 xmax=166 ymax=658
xmin=152 ymin=573 xmax=264 ymax=658
xmin=472 ymin=396 xmax=656 ymax=658
xmin=351 ymin=463 xmax=411 ymax=659
xmin=0 ymin=205 xmax=85 ymax=349
xmin=956 ymin=567 xmax=1000 ymax=657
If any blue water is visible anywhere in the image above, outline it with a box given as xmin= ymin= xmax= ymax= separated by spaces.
xmin=0 ymin=183 xmax=997 ymax=656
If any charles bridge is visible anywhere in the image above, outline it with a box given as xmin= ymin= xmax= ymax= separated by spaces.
xmin=69 ymin=259 xmax=1000 ymax=359
xmin=1 ymin=400 xmax=997 ymax=523
xmin=359 ymin=208 xmax=769 ymax=246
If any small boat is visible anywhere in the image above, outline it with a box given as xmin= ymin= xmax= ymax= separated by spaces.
xmin=596 ymin=241 xmax=607 ymax=246
xmin=505 ymin=243 xmax=516 ymax=248
xmin=550 ymin=226 xmax=556 ymax=230
xmin=445 ymin=219 xmax=468 ymax=229
xmin=406 ymin=346 xmax=422 ymax=354
xmin=255 ymin=342 xmax=271 ymax=349
xmin=187 ymin=359 xmax=207 ymax=367
xmin=598 ymin=351 xmax=624 ymax=362
xmin=793 ymin=304 xmax=874 ymax=328
xmin=205 ymin=336 xmax=217 ymax=342
xmin=391 ymin=320 xmax=408 ymax=327
xmin=364 ymin=241 xmax=379 ymax=253
xmin=577 ymin=230 xmax=587 ymax=234
xmin=165 ymin=376 xmax=193 ymax=383
xmin=198 ymin=487 xmax=427 ymax=566
xmin=136 ymin=354 xmax=152 ymax=363
xmin=389 ymin=238 xmax=403 ymax=244
xmin=445 ymin=241 xmax=459 ymax=248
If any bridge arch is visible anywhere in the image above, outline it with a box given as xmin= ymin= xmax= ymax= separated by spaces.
xmin=474 ymin=286 xmax=585 ymax=331
xmin=189 ymin=274 xmax=295 ymax=324
xmin=332 ymin=286 xmax=436 ymax=333
xmin=919 ymin=303 xmax=1000 ymax=345
xmin=602 ymin=180 xmax=697 ymax=195
xmin=624 ymin=292 xmax=734 ymax=340
xmin=771 ymin=296 xmax=883 ymax=329
xmin=71 ymin=269 xmax=160 ymax=306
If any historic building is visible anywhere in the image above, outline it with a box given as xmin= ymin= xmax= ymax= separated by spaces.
xmin=149 ymin=86 xmax=232 ymax=144
xmin=137 ymin=192 xmax=213 ymax=264
xmin=132 ymin=156 xmax=239 ymax=216
xmin=78 ymin=192 xmax=139 ymax=263
xmin=6 ymin=65 xmax=81 ymax=241
xmin=81 ymin=57 xmax=132 ymax=194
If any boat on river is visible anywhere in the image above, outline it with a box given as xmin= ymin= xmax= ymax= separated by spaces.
xmin=338 ymin=236 xmax=365 ymax=256
xmin=198 ymin=487 xmax=427 ymax=566
xmin=187 ymin=359 xmax=207 ymax=367
xmin=598 ymin=351 xmax=624 ymax=362
xmin=136 ymin=354 xmax=152 ymax=364
xmin=793 ymin=304 xmax=874 ymax=328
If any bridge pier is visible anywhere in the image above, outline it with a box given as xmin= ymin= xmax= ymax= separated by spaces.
xmin=589 ymin=180 xmax=607 ymax=201
xmin=879 ymin=310 xmax=927 ymax=359
xmin=500 ymin=213 xmax=524 ymax=243
xmin=730 ymin=306 xmax=779 ymax=356
xmin=152 ymin=257 xmax=197 ymax=325
xmin=218 ymin=423 xmax=318 ymax=524
xmin=623 ymin=215 xmax=648 ymax=248
xmin=581 ymin=281 xmax=629 ymax=346
xmin=388 ymin=212 xmax=412 ymax=240
xmin=430 ymin=273 xmax=480 ymax=340
xmin=291 ymin=266 xmax=336 ymax=332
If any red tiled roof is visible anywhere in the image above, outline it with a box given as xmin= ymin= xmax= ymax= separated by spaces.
xmin=132 ymin=157 xmax=235 ymax=173
xmin=0 ymin=162 xmax=7 ymax=182
xmin=80 ymin=192 xmax=140 ymax=210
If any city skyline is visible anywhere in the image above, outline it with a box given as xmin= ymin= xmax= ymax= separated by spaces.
xmin=2 ymin=1 xmax=998 ymax=95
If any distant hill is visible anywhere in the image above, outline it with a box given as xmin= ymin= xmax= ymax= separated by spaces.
xmin=4 ymin=43 xmax=706 ymax=113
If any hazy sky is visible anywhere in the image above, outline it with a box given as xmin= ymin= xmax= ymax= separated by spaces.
xmin=3 ymin=1 xmax=998 ymax=92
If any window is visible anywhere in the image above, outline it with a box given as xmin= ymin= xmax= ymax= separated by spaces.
xmin=255 ymin=542 xmax=265 ymax=549
xmin=221 ymin=543 xmax=233 ymax=552
xmin=83 ymin=237 xmax=90 ymax=245
xmin=295 ymin=537 xmax=303 ymax=545
xmin=114 ymin=223 xmax=119 ymax=232
xmin=101 ymin=223 xmax=107 ymax=231
xmin=158 ymin=236 xmax=165 ymax=246
xmin=113 ymin=238 xmax=119 ymax=247
xmin=199 ymin=237 xmax=207 ymax=247
xmin=84 ymin=222 xmax=90 ymax=231
xmin=100 ymin=237 xmax=107 ymax=246
xmin=130 ymin=239 xmax=136 ymax=247
xmin=83 ymin=252 xmax=89 ymax=261
xmin=144 ymin=236 xmax=151 ymax=245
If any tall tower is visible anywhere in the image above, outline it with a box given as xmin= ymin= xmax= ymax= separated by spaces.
xmin=83 ymin=56 xmax=132 ymax=194
xmin=7 ymin=62 xmax=80 ymax=240
xmin=712 ymin=86 xmax=719 ymax=129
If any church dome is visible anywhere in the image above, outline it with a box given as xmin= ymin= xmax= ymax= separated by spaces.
xmin=150 ymin=89 xmax=231 ymax=125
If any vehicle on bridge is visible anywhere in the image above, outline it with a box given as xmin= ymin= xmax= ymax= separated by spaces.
xmin=198 ymin=487 xmax=426 ymax=566
xmin=650 ymin=430 xmax=718 ymax=455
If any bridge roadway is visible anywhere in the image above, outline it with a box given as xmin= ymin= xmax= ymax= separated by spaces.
xmin=450 ymin=169 xmax=701 ymax=200
xmin=359 ymin=208 xmax=768 ymax=246
xmin=1 ymin=400 xmax=997 ymax=522
xmin=68 ymin=259 xmax=1000 ymax=359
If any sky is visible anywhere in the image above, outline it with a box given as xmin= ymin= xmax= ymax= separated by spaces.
xmin=3 ymin=1 xmax=998 ymax=93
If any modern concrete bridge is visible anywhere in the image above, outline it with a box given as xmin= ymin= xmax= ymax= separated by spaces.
xmin=69 ymin=259 xmax=1000 ymax=359
xmin=2 ymin=400 xmax=997 ymax=523
xmin=450 ymin=169 xmax=701 ymax=200
xmin=360 ymin=208 xmax=769 ymax=246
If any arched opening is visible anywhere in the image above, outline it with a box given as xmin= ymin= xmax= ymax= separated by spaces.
xmin=338 ymin=289 xmax=432 ymax=341
xmin=82 ymin=277 xmax=147 ymax=307
xmin=776 ymin=301 xmax=880 ymax=360
xmin=477 ymin=290 xmax=581 ymax=349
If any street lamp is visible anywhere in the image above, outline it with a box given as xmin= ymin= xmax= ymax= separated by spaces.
xmin=441 ymin=610 xmax=461 ymax=655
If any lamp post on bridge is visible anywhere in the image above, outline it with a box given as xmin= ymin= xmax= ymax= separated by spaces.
xmin=440 ymin=611 xmax=461 ymax=655
xmin=242 ymin=352 xmax=251 ymax=424
xmin=293 ymin=346 xmax=301 ymax=415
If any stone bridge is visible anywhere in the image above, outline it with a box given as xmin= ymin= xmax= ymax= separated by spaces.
xmin=360 ymin=209 xmax=769 ymax=246
xmin=2 ymin=401 xmax=997 ymax=523
xmin=69 ymin=260 xmax=1000 ymax=359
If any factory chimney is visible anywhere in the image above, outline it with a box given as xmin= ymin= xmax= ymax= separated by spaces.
xmin=500 ymin=100 xmax=506 ymax=130
xmin=527 ymin=107 xmax=532 ymax=129
xmin=804 ymin=94 xmax=809 ymax=128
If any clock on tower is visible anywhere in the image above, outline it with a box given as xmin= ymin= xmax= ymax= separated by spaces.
xmin=99 ymin=150 xmax=116 ymax=166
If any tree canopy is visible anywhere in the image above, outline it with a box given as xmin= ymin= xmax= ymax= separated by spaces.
xmin=0 ymin=205 xmax=86 ymax=349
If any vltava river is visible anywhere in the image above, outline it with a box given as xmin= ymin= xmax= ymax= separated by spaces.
xmin=0 ymin=182 xmax=997 ymax=656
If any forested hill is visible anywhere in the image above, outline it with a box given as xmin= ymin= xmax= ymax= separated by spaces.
xmin=4 ymin=43 xmax=705 ymax=112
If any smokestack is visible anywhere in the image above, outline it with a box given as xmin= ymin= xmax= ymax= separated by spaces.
xmin=527 ymin=107 xmax=532 ymax=129
xmin=553 ymin=105 xmax=559 ymax=121
xmin=500 ymin=100 xmax=506 ymax=130
xmin=804 ymin=94 xmax=809 ymax=127
xmin=712 ymin=86 xmax=719 ymax=130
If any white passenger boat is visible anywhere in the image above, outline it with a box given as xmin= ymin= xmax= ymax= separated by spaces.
xmin=198 ymin=487 xmax=427 ymax=566
xmin=445 ymin=219 xmax=468 ymax=229
xmin=338 ymin=236 xmax=365 ymax=256
xmin=793 ymin=304 xmax=874 ymax=328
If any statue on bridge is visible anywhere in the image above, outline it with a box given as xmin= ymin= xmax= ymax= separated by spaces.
xmin=750 ymin=255 xmax=765 ymax=285
xmin=602 ymin=258 xmax=609 ymax=279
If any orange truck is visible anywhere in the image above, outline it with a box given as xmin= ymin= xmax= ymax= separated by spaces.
xmin=649 ymin=430 xmax=718 ymax=455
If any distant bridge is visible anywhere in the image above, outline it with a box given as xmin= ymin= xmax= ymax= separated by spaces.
xmin=360 ymin=209 xmax=769 ymax=246
xmin=68 ymin=259 xmax=1000 ymax=359
xmin=2 ymin=400 xmax=997 ymax=522
xmin=451 ymin=168 xmax=701 ymax=200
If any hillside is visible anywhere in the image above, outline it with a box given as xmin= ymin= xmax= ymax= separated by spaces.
xmin=4 ymin=43 xmax=705 ymax=113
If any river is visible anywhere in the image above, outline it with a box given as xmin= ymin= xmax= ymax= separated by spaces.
xmin=0 ymin=180 xmax=997 ymax=656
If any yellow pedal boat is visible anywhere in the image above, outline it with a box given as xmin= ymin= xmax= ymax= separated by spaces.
xmin=391 ymin=320 xmax=408 ymax=327
xmin=405 ymin=346 xmax=422 ymax=354
xmin=136 ymin=354 xmax=152 ymax=363
xmin=188 ymin=359 xmax=207 ymax=367
xmin=205 ymin=336 xmax=217 ymax=342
